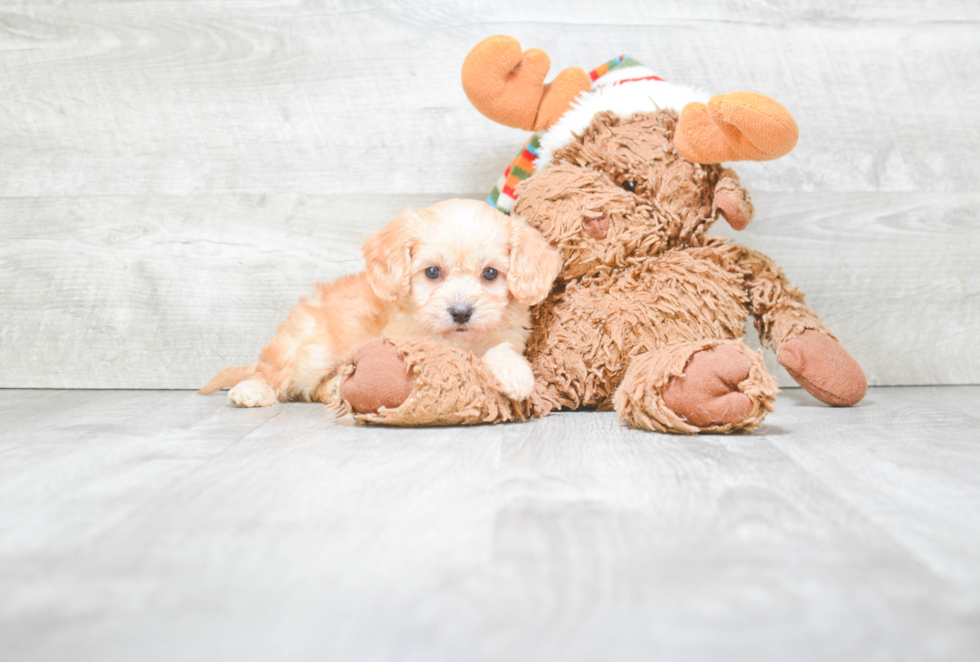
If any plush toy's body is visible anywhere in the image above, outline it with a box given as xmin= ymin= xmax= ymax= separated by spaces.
xmin=339 ymin=37 xmax=867 ymax=433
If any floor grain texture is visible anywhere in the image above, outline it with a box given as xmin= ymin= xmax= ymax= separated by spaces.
xmin=1 ymin=386 xmax=978 ymax=661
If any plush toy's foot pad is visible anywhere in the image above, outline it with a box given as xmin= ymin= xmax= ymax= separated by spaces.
xmin=340 ymin=339 xmax=414 ymax=414
xmin=777 ymin=331 xmax=867 ymax=406
xmin=663 ymin=345 xmax=755 ymax=427
xmin=614 ymin=339 xmax=778 ymax=434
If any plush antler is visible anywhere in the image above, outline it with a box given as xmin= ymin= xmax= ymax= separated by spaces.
xmin=462 ymin=35 xmax=591 ymax=132
xmin=675 ymin=92 xmax=799 ymax=164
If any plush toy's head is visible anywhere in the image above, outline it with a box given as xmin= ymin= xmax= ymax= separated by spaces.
xmin=462 ymin=35 xmax=799 ymax=282
xmin=514 ymin=109 xmax=727 ymax=280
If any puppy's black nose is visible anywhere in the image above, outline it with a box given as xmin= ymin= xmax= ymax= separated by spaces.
xmin=450 ymin=305 xmax=473 ymax=325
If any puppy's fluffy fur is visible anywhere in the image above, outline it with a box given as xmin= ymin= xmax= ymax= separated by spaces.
xmin=200 ymin=199 xmax=562 ymax=407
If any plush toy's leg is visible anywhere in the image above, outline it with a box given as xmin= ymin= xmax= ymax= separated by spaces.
xmin=336 ymin=341 xmax=414 ymax=413
xmin=776 ymin=331 xmax=867 ymax=406
xmin=613 ymin=339 xmax=777 ymax=434
xmin=338 ymin=337 xmax=534 ymax=426
xmin=735 ymin=246 xmax=868 ymax=406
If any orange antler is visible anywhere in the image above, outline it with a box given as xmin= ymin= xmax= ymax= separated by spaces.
xmin=675 ymin=92 xmax=799 ymax=164
xmin=462 ymin=35 xmax=591 ymax=132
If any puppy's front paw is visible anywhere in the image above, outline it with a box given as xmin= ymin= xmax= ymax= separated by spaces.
xmin=483 ymin=343 xmax=536 ymax=401
xmin=228 ymin=378 xmax=278 ymax=408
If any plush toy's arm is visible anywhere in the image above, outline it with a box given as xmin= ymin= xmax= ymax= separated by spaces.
xmin=714 ymin=168 xmax=754 ymax=231
xmin=734 ymin=247 xmax=867 ymax=406
xmin=339 ymin=337 xmax=534 ymax=426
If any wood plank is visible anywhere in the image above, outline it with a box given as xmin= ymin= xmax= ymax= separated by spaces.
xmin=0 ymin=2 xmax=977 ymax=198
xmin=1 ymin=191 xmax=977 ymax=388
xmin=0 ymin=193 xmax=441 ymax=389
xmin=1 ymin=386 xmax=978 ymax=661
xmin=772 ymin=388 xmax=980 ymax=594
xmin=0 ymin=390 xmax=282 ymax=576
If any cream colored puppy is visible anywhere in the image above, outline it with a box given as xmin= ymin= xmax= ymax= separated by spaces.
xmin=200 ymin=199 xmax=562 ymax=407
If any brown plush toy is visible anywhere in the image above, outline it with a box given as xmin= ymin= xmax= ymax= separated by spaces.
xmin=339 ymin=36 xmax=867 ymax=433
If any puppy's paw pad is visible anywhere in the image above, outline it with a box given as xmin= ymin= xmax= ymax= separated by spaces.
xmin=228 ymin=379 xmax=278 ymax=408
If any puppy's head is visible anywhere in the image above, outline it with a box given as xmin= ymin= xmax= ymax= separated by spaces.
xmin=363 ymin=198 xmax=561 ymax=338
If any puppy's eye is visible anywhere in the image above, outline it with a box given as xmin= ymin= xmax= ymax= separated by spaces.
xmin=621 ymin=180 xmax=637 ymax=193
xmin=424 ymin=266 xmax=441 ymax=280
xmin=482 ymin=267 xmax=498 ymax=281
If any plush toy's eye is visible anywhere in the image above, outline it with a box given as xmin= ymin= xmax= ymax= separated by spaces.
xmin=482 ymin=267 xmax=498 ymax=281
xmin=621 ymin=180 xmax=637 ymax=193
xmin=425 ymin=266 xmax=441 ymax=279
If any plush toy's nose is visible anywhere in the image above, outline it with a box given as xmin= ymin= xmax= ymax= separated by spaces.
xmin=450 ymin=305 xmax=473 ymax=324
xmin=582 ymin=215 xmax=610 ymax=239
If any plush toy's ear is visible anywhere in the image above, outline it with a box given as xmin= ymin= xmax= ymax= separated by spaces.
xmin=675 ymin=92 xmax=799 ymax=164
xmin=507 ymin=215 xmax=562 ymax=305
xmin=363 ymin=210 xmax=416 ymax=302
xmin=462 ymin=35 xmax=591 ymax=132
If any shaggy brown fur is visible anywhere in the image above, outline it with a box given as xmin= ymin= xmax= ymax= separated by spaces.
xmin=342 ymin=337 xmax=532 ymax=426
xmin=339 ymin=109 xmax=866 ymax=433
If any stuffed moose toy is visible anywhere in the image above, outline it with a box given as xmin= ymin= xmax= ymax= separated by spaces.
xmin=338 ymin=36 xmax=867 ymax=433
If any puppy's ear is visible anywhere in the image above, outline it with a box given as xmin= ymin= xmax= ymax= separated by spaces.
xmin=507 ymin=214 xmax=562 ymax=305
xmin=363 ymin=209 xmax=416 ymax=302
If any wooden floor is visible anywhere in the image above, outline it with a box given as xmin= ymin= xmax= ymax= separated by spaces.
xmin=1 ymin=387 xmax=978 ymax=661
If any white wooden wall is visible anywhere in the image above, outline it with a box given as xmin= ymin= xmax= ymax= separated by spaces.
xmin=1 ymin=0 xmax=977 ymax=389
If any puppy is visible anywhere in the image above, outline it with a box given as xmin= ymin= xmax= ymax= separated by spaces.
xmin=199 ymin=198 xmax=562 ymax=408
